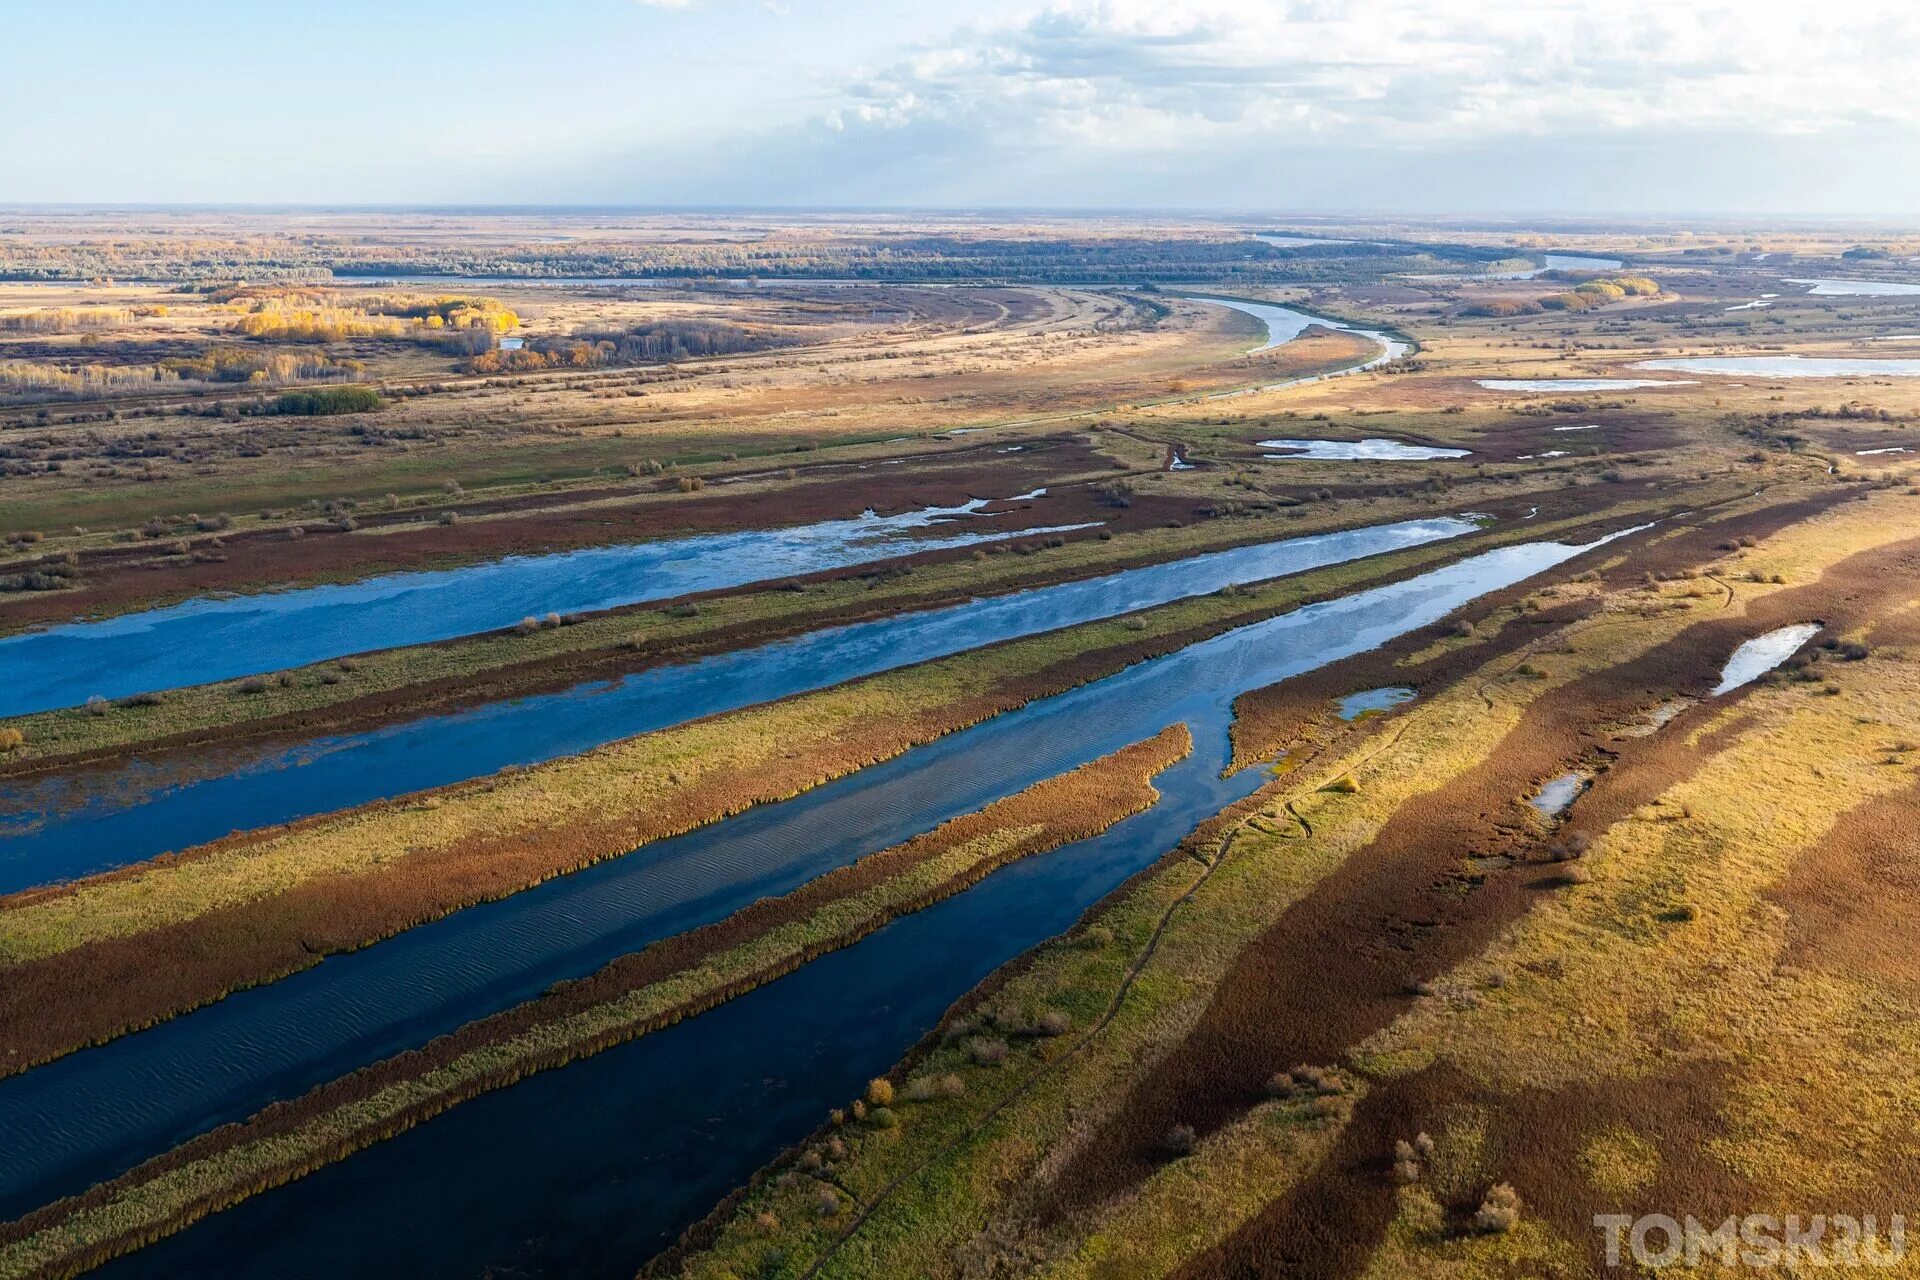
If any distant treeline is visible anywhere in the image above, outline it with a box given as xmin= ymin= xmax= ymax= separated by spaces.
xmin=0 ymin=347 xmax=361 ymax=403
xmin=0 ymin=234 xmax=1515 ymax=287
xmin=463 ymin=320 xmax=787 ymax=373
xmin=1461 ymin=275 xmax=1661 ymax=317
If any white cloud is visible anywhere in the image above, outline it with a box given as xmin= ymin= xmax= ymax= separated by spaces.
xmin=814 ymin=0 xmax=1920 ymax=153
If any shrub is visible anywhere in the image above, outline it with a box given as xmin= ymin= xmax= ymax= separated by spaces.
xmin=266 ymin=386 xmax=381 ymax=417
xmin=812 ymin=1186 xmax=841 ymax=1217
xmin=1078 ymin=924 xmax=1114 ymax=949
xmin=237 ymin=676 xmax=271 ymax=695
xmin=1475 ymin=1183 xmax=1523 ymax=1233
xmin=867 ymin=1105 xmax=898 ymax=1129
xmin=905 ymin=1073 xmax=967 ymax=1102
xmin=119 ymin=691 xmax=165 ymax=708
xmin=514 ymin=617 xmax=541 ymax=636
xmin=85 ymin=694 xmax=109 ymax=717
xmin=865 ymin=1078 xmax=894 ymax=1107
xmin=1162 ymin=1123 xmax=1197 ymax=1158
xmin=0 ymin=728 xmax=24 ymax=752
xmin=967 ymin=1037 xmax=1009 ymax=1066
xmin=677 ymin=476 xmax=704 ymax=493
xmin=1036 ymin=1009 xmax=1072 ymax=1037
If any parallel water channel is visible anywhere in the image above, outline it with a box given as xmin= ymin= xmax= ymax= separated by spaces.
xmin=0 ymin=518 xmax=1475 ymax=888
xmin=1 ymin=529 xmax=1630 ymax=1267
xmin=0 ymin=500 xmax=1094 ymax=718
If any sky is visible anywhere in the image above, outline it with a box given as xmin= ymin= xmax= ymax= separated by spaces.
xmin=5 ymin=0 xmax=1920 ymax=216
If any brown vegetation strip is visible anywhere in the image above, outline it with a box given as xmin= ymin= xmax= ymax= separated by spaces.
xmin=0 ymin=727 xmax=1190 ymax=1280
xmin=1776 ymin=776 xmax=1920 ymax=1001
xmin=1050 ymin=529 xmax=1920 ymax=1233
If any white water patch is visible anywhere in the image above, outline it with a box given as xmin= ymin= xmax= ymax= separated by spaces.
xmin=1517 ymin=450 xmax=1571 ymax=460
xmin=1725 ymin=300 xmax=1772 ymax=312
xmin=1254 ymin=232 xmax=1356 ymax=248
xmin=1787 ymin=278 xmax=1920 ymax=296
xmin=1489 ymin=253 xmax=1625 ymax=280
xmin=1637 ymin=356 xmax=1920 ymax=379
xmin=1336 ymin=686 xmax=1416 ymax=720
xmin=1258 ymin=437 xmax=1471 ymax=461
xmin=1712 ymin=624 xmax=1822 ymax=696
xmin=1529 ymin=772 xmax=1588 ymax=819
xmin=1555 ymin=423 xmax=1603 ymax=432
xmin=1858 ymin=447 xmax=1912 ymax=456
xmin=1479 ymin=378 xmax=1696 ymax=392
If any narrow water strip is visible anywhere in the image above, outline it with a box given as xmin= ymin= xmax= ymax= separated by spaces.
xmin=0 ymin=518 xmax=1475 ymax=887
xmin=0 ymin=499 xmax=1089 ymax=717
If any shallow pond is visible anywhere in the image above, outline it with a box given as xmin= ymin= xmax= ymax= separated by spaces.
xmin=1712 ymin=623 xmax=1821 ymax=695
xmin=1477 ymin=378 xmax=1695 ymax=392
xmin=1254 ymin=232 xmax=1355 ymax=248
xmin=2 ymin=529 xmax=1633 ymax=1249
xmin=1529 ymin=772 xmax=1587 ymax=818
xmin=0 ymin=499 xmax=1092 ymax=718
xmin=0 ymin=519 xmax=1478 ymax=888
xmin=1636 ymin=356 xmax=1920 ymax=379
xmin=1495 ymin=253 xmax=1625 ymax=280
xmin=1336 ymin=685 xmax=1416 ymax=719
xmin=1786 ymin=278 xmax=1920 ymax=297
xmin=1258 ymin=438 xmax=1470 ymax=461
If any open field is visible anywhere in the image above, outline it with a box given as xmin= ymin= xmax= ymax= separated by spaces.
xmin=5 ymin=211 xmax=1920 ymax=1280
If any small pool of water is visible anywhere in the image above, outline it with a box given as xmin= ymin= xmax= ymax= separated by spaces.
xmin=1258 ymin=438 xmax=1471 ymax=461
xmin=1254 ymin=232 xmax=1355 ymax=248
xmin=1529 ymin=772 xmax=1587 ymax=818
xmin=1712 ymin=623 xmax=1821 ymax=695
xmin=1335 ymin=686 xmax=1416 ymax=719
xmin=1636 ymin=356 xmax=1920 ymax=379
xmin=1477 ymin=378 xmax=1696 ymax=392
